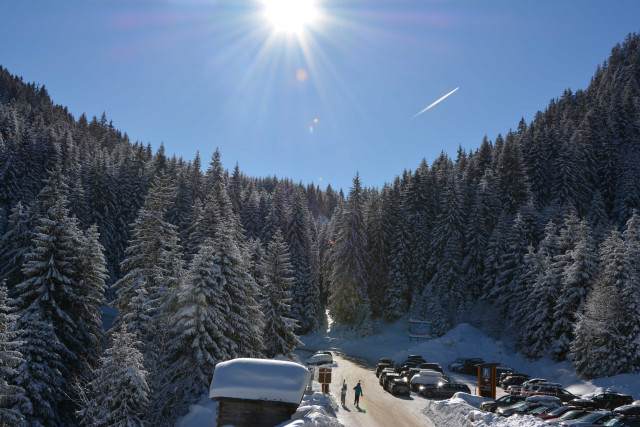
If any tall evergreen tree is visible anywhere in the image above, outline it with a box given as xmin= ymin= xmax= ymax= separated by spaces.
xmin=551 ymin=219 xmax=597 ymax=361
xmin=165 ymin=237 xmax=235 ymax=418
xmin=285 ymin=189 xmax=321 ymax=333
xmin=329 ymin=174 xmax=373 ymax=335
xmin=0 ymin=281 xmax=26 ymax=426
xmin=77 ymin=328 xmax=149 ymax=427
xmin=571 ymin=229 xmax=629 ymax=377
xmin=261 ymin=230 xmax=302 ymax=358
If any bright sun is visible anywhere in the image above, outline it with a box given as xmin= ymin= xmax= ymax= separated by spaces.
xmin=262 ymin=0 xmax=319 ymax=35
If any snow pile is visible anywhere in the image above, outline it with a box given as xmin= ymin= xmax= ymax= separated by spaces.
xmin=210 ymin=358 xmax=311 ymax=404
xmin=277 ymin=392 xmax=344 ymax=427
xmin=421 ymin=393 xmax=549 ymax=427
xmin=174 ymin=396 xmax=218 ymax=427
xmin=422 ymin=394 xmax=477 ymax=426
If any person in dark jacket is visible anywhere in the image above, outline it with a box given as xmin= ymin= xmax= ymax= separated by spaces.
xmin=353 ymin=381 xmax=363 ymax=406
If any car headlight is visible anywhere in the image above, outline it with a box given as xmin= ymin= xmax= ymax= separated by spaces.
xmin=419 ymin=386 xmax=425 ymax=390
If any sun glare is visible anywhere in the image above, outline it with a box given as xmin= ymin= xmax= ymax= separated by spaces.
xmin=262 ymin=0 xmax=319 ymax=35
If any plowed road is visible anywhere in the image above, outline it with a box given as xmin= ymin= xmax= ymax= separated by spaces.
xmin=329 ymin=354 xmax=435 ymax=427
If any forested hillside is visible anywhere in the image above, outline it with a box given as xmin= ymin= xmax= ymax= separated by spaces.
xmin=1 ymin=33 xmax=639 ymax=425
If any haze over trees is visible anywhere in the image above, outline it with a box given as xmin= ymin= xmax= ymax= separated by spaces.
xmin=1 ymin=33 xmax=640 ymax=423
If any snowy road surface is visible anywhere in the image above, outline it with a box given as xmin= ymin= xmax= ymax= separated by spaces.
xmin=330 ymin=354 xmax=435 ymax=427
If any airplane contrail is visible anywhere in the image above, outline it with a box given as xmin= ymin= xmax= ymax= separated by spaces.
xmin=411 ymin=87 xmax=460 ymax=119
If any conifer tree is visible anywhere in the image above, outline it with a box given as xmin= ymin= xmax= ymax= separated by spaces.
xmin=620 ymin=212 xmax=640 ymax=369
xmin=14 ymin=314 xmax=66 ymax=427
xmin=521 ymin=220 xmax=563 ymax=358
xmin=0 ymin=281 xmax=26 ymax=426
xmin=261 ymin=230 xmax=302 ymax=358
xmin=571 ymin=229 xmax=629 ymax=377
xmin=77 ymin=328 xmax=149 ymax=427
xmin=165 ymin=237 xmax=235 ymax=416
xmin=551 ymin=218 xmax=597 ymax=361
xmin=214 ymin=218 xmax=264 ymax=358
xmin=0 ymin=201 xmax=32 ymax=288
xmin=112 ymin=172 xmax=183 ymax=332
xmin=329 ymin=174 xmax=374 ymax=335
xmin=285 ymin=189 xmax=321 ymax=333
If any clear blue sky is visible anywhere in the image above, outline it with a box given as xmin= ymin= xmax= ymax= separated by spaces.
xmin=1 ymin=1 xmax=639 ymax=191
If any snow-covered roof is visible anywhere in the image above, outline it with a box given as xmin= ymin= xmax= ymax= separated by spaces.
xmin=209 ymin=358 xmax=311 ymax=404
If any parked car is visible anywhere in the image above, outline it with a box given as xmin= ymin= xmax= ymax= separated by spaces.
xmin=416 ymin=362 xmax=445 ymax=374
xmin=419 ymin=382 xmax=471 ymax=399
xmin=533 ymin=387 xmax=578 ymax=403
xmin=614 ymin=406 xmax=640 ymax=417
xmin=500 ymin=374 xmax=530 ymax=389
xmin=592 ymin=393 xmax=634 ymax=410
xmin=410 ymin=370 xmax=446 ymax=392
xmin=604 ymin=415 xmax=640 ymax=426
xmin=306 ymin=351 xmax=333 ymax=365
xmin=396 ymin=360 xmax=419 ymax=372
xmin=536 ymin=406 xmax=581 ymax=421
xmin=449 ymin=358 xmax=485 ymax=375
xmin=567 ymin=399 xmax=601 ymax=410
xmin=496 ymin=366 xmax=516 ymax=379
xmin=376 ymin=362 xmax=394 ymax=377
xmin=447 ymin=358 xmax=466 ymax=371
xmin=386 ymin=378 xmax=411 ymax=396
xmin=382 ymin=372 xmax=402 ymax=389
xmin=546 ymin=410 xmax=591 ymax=425
xmin=480 ymin=394 xmax=526 ymax=412
xmin=379 ymin=369 xmax=396 ymax=385
xmin=497 ymin=401 xmax=544 ymax=417
xmin=556 ymin=411 xmax=616 ymax=426
xmin=497 ymin=395 xmax=561 ymax=417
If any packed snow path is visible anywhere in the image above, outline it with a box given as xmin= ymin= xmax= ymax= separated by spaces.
xmin=330 ymin=353 xmax=435 ymax=427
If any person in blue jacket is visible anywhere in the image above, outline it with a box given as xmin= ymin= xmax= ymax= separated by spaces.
xmin=353 ymin=381 xmax=363 ymax=406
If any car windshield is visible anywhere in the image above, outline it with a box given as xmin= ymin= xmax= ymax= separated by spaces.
xmin=578 ymin=413 xmax=606 ymax=422
xmin=529 ymin=406 xmax=549 ymax=415
xmin=559 ymin=410 xmax=586 ymax=420
xmin=603 ymin=418 xmax=624 ymax=427
xmin=507 ymin=402 xmax=529 ymax=410
xmin=548 ymin=406 xmax=569 ymax=415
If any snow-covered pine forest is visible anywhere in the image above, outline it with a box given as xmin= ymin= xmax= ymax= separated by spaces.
xmin=1 ymin=33 xmax=640 ymax=425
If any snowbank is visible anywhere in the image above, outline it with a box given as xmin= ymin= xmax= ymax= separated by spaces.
xmin=276 ymin=392 xmax=344 ymax=427
xmin=210 ymin=358 xmax=311 ymax=404
xmin=174 ymin=395 xmax=218 ymax=427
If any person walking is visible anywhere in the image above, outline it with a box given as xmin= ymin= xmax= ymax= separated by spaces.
xmin=353 ymin=381 xmax=363 ymax=407
xmin=340 ymin=380 xmax=347 ymax=406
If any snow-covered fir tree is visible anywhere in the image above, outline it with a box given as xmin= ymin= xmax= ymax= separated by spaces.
xmin=285 ymin=188 xmax=321 ymax=333
xmin=77 ymin=327 xmax=149 ymax=427
xmin=261 ymin=230 xmax=302 ymax=358
xmin=329 ymin=173 xmax=374 ymax=335
xmin=14 ymin=313 xmax=66 ymax=427
xmin=213 ymin=216 xmax=265 ymax=358
xmin=164 ymin=237 xmax=235 ymax=418
xmin=551 ymin=217 xmax=597 ymax=361
xmin=112 ymin=171 xmax=183 ymax=332
xmin=0 ymin=281 xmax=26 ymax=426
xmin=571 ymin=229 xmax=629 ymax=377
xmin=620 ymin=211 xmax=640 ymax=369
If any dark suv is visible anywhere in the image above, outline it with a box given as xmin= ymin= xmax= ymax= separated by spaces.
xmin=593 ymin=393 xmax=634 ymax=410
xmin=450 ymin=358 xmax=485 ymax=375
